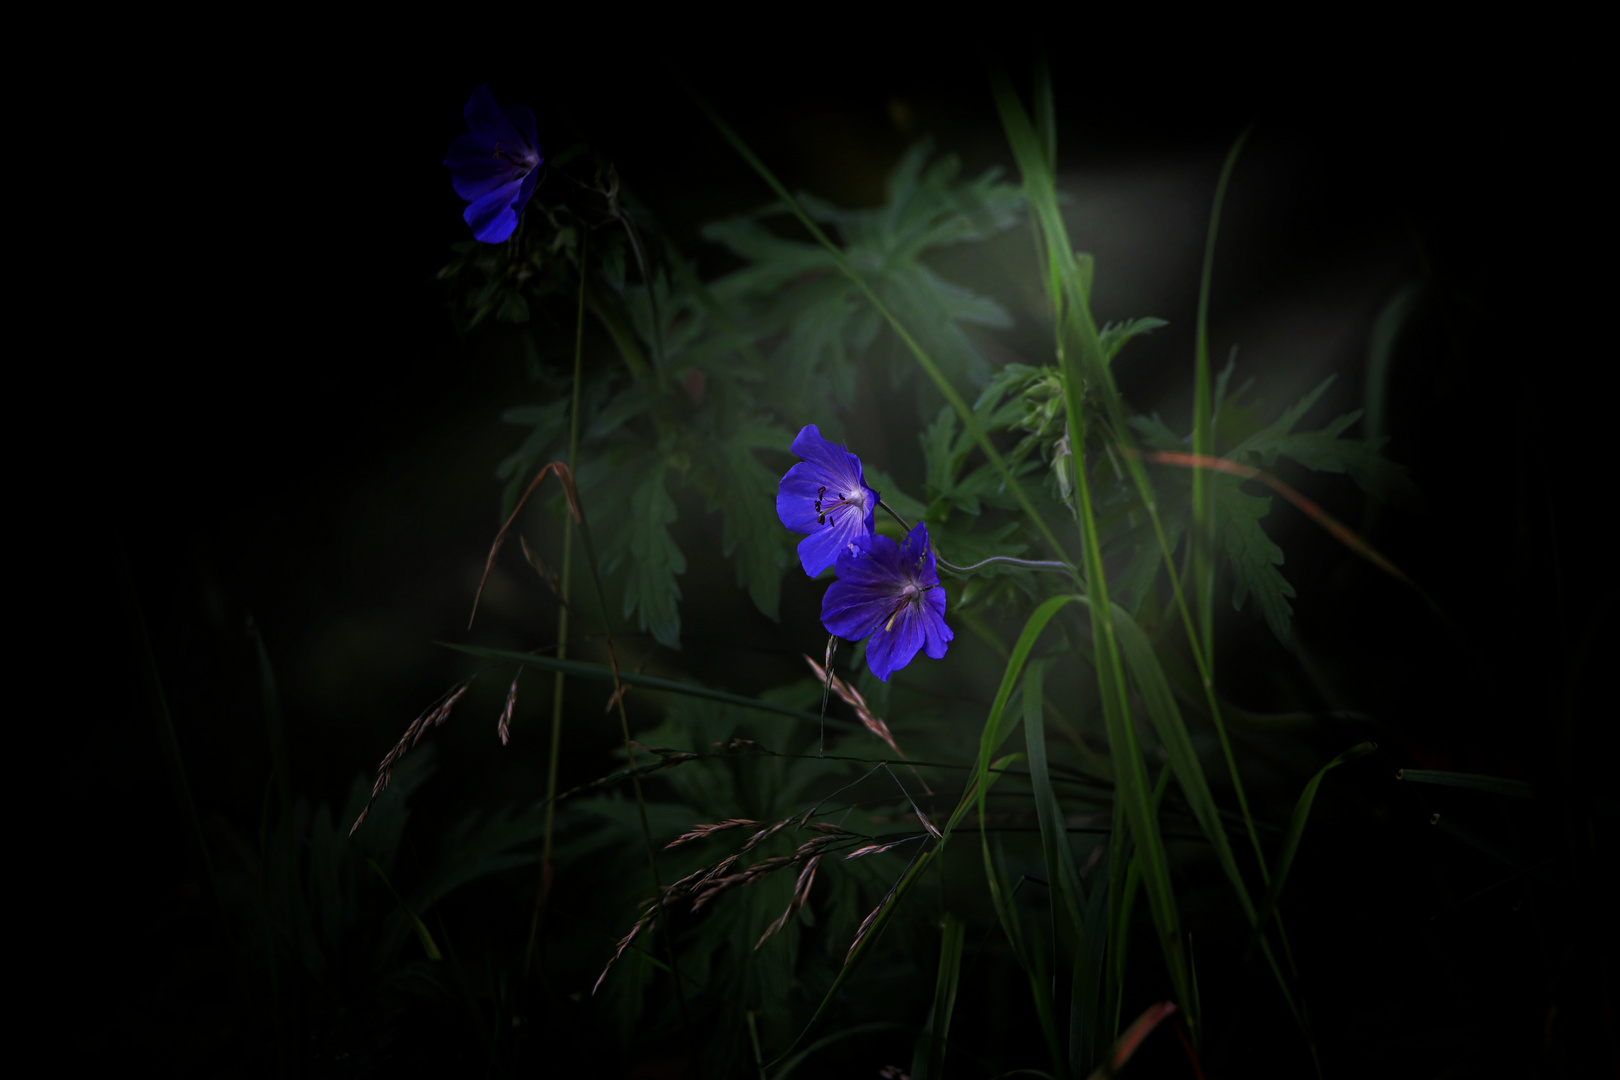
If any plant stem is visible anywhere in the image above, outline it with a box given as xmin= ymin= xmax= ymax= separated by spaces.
xmin=526 ymin=233 xmax=588 ymax=978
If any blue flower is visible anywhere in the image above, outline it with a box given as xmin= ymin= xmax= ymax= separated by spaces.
xmin=821 ymin=522 xmax=953 ymax=682
xmin=444 ymin=84 xmax=543 ymax=244
xmin=776 ymin=425 xmax=880 ymax=578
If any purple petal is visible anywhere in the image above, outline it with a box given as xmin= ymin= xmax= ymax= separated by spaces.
xmin=919 ymin=588 xmax=954 ymax=658
xmin=464 ymin=179 xmax=524 ymax=243
xmin=503 ymin=104 xmax=539 ymax=156
xmin=513 ymin=164 xmax=540 ymax=219
xmin=790 ymin=425 xmax=863 ymax=489
xmin=865 ymin=604 xmax=928 ymax=682
xmin=779 ymin=424 xmax=879 ymax=575
xmin=834 ymin=532 xmax=904 ymax=583
xmin=899 ymin=522 xmax=938 ymax=584
xmin=796 ymin=524 xmax=857 ymax=578
xmin=463 ymin=84 xmax=524 ymax=145
xmin=821 ymin=576 xmax=898 ymax=642
xmin=776 ymin=461 xmax=832 ymax=534
xmin=446 ymin=133 xmax=525 ymax=201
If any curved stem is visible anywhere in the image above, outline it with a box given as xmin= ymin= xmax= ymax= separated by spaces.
xmin=879 ymin=500 xmax=1071 ymax=577
xmin=939 ymin=555 xmax=1072 ymax=576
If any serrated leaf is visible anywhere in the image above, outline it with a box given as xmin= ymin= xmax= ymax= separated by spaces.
xmin=1215 ymin=481 xmax=1295 ymax=641
xmin=1248 ymin=419 xmax=1418 ymax=504
xmin=704 ymin=142 xmax=1023 ymax=413
xmin=1127 ymin=412 xmax=1186 ymax=453
xmin=921 ymin=406 xmax=958 ymax=501
xmin=1227 ymin=374 xmax=1337 ymax=460
xmin=496 ymin=399 xmax=571 ymax=515
xmin=714 ymin=429 xmax=790 ymax=620
xmin=1099 ymin=316 xmax=1167 ymax=361
xmin=596 ymin=458 xmax=686 ymax=649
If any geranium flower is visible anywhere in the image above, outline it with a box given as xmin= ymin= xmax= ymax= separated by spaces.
xmin=776 ymin=425 xmax=880 ymax=577
xmin=444 ymin=84 xmax=543 ymax=244
xmin=821 ymin=522 xmax=953 ymax=682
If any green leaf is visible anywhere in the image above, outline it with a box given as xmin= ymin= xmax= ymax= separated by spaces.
xmin=862 ymin=466 xmax=930 ymax=529
xmin=1226 ymin=375 xmax=1338 ymax=460
xmin=1101 ymin=597 xmax=1304 ymax=1025
xmin=594 ymin=459 xmax=686 ymax=649
xmin=713 ymin=426 xmax=791 ymax=620
xmin=1098 ymin=317 xmax=1167 ymax=362
xmin=1126 ymin=413 xmax=1186 ymax=453
xmin=1215 ymin=481 xmax=1295 ymax=641
xmin=705 ymin=141 xmax=1022 ymax=414
xmin=1024 ymin=661 xmax=1089 ymax=954
xmin=1245 ymin=742 xmax=1376 ymax=960
xmin=913 ymin=913 xmax=966 ymax=1080
xmin=921 ymin=404 xmax=959 ymax=502
xmin=496 ymin=399 xmax=571 ymax=515
xmin=1397 ymin=769 xmax=1533 ymax=798
xmin=693 ymin=86 xmax=1069 ymax=564
xmin=1247 ymin=419 xmax=1418 ymax=504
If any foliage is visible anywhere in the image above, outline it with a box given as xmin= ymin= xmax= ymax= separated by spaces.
xmin=194 ymin=69 xmax=1540 ymax=1078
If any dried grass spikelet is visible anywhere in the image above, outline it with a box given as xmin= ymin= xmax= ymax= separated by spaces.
xmin=845 ymin=897 xmax=887 ymax=965
xmin=804 ymin=654 xmax=908 ymax=760
xmin=596 ymin=810 xmax=883 ymax=990
xmin=912 ymin=806 xmax=943 ymax=840
xmin=496 ymin=670 xmax=520 ymax=745
xmin=665 ymin=819 xmax=762 ymax=850
xmin=738 ymin=817 xmax=793 ymax=853
xmin=756 ymin=854 xmax=821 ymax=949
xmin=518 ymin=534 xmax=562 ymax=598
xmin=844 ymin=838 xmax=916 ymax=860
xmin=803 ymin=821 xmax=854 ymax=836
xmin=350 ymin=684 xmax=469 ymax=836
xmin=592 ymin=905 xmax=656 ymax=995
xmin=469 ymin=460 xmax=583 ymax=630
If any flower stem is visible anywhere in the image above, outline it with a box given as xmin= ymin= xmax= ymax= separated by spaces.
xmin=526 ymin=232 xmax=588 ymax=979
xmin=878 ymin=500 xmax=1070 ymax=577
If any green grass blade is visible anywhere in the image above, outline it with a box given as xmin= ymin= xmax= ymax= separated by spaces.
xmin=1398 ymin=769 xmax=1532 ymax=798
xmin=1191 ymin=126 xmax=1251 ymax=665
xmin=1103 ymin=601 xmax=1254 ymax=919
xmin=1113 ymin=763 xmax=1171 ymax=1012
xmin=954 ymin=595 xmax=1080 ymax=832
xmin=997 ymin=66 xmax=1272 ymax=921
xmin=1244 ymin=742 xmax=1376 ymax=961
xmin=367 ymin=857 xmax=443 ymax=961
xmin=1100 ymin=596 xmax=1309 ymax=1032
xmin=1362 ymin=282 xmax=1422 ymax=535
xmin=770 ymin=1023 xmax=910 ymax=1080
xmin=1025 ymin=660 xmax=1088 ymax=940
xmin=916 ymin=914 xmax=966 ymax=1080
xmin=993 ymin=72 xmax=1191 ymax=1028
xmin=1074 ymin=847 xmax=1111 ymax=1075
xmin=980 ymin=829 xmax=1066 ymax=1076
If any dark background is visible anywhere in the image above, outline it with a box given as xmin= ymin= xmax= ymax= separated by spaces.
xmin=92 ymin=38 xmax=1610 ymax=1075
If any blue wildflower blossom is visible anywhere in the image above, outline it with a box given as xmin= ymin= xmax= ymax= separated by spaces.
xmin=776 ymin=425 xmax=880 ymax=577
xmin=444 ymin=84 xmax=543 ymax=243
xmin=821 ymin=522 xmax=953 ymax=682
